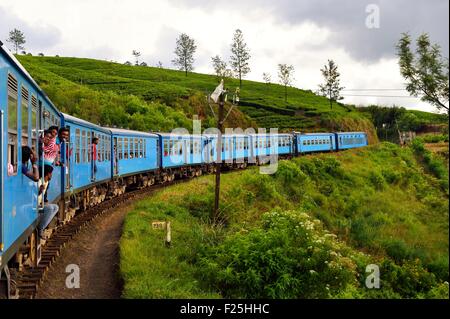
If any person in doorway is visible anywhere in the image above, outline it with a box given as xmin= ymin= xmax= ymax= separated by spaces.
xmin=38 ymin=165 xmax=59 ymax=237
xmin=91 ymin=137 xmax=99 ymax=175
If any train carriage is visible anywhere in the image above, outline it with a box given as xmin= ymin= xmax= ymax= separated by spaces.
xmin=275 ymin=133 xmax=294 ymax=156
xmin=62 ymin=113 xmax=112 ymax=192
xmin=297 ymin=133 xmax=336 ymax=153
xmin=110 ymin=128 xmax=159 ymax=177
xmin=1 ymin=41 xmax=63 ymax=274
xmin=335 ymin=132 xmax=368 ymax=150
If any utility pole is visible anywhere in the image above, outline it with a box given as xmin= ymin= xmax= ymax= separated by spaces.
xmin=213 ymin=91 xmax=225 ymax=224
xmin=209 ymin=79 xmax=238 ymax=225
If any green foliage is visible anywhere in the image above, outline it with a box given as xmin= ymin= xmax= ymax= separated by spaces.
xmin=198 ymin=210 xmax=357 ymax=298
xmin=411 ymin=138 xmax=449 ymax=191
xmin=418 ymin=134 xmax=449 ymax=143
xmin=120 ymin=142 xmax=448 ymax=299
xmin=397 ymin=33 xmax=449 ymax=114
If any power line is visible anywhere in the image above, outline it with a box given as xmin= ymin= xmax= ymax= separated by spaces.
xmin=342 ymin=88 xmax=407 ymax=91
xmin=342 ymin=94 xmax=418 ymax=98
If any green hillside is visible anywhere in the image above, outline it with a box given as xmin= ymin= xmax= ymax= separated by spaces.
xmin=120 ymin=142 xmax=449 ymax=298
xmin=17 ymin=55 xmax=376 ymax=140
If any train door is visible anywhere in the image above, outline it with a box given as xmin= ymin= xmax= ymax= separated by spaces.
xmin=1 ymin=108 xmax=4 ymax=251
xmin=64 ymin=125 xmax=73 ymax=191
xmin=90 ymin=131 xmax=96 ymax=182
xmin=113 ymin=137 xmax=119 ymax=175
xmin=183 ymin=139 xmax=189 ymax=165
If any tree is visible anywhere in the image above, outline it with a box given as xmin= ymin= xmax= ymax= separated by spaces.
xmin=124 ymin=61 xmax=132 ymax=66
xmin=140 ymin=62 xmax=148 ymax=67
xmin=7 ymin=28 xmax=26 ymax=54
xmin=132 ymin=50 xmax=141 ymax=66
xmin=157 ymin=61 xmax=163 ymax=68
xmin=318 ymin=59 xmax=344 ymax=110
xmin=38 ymin=53 xmax=44 ymax=57
xmin=211 ymin=55 xmax=228 ymax=80
xmin=278 ymin=64 xmax=295 ymax=102
xmin=230 ymin=29 xmax=251 ymax=88
xmin=397 ymin=33 xmax=449 ymax=114
xmin=263 ymin=72 xmax=271 ymax=85
xmin=172 ymin=33 xmax=197 ymax=76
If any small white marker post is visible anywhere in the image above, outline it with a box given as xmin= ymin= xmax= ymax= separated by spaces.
xmin=165 ymin=221 xmax=171 ymax=247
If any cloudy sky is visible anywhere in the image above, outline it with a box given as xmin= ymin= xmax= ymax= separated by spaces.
xmin=0 ymin=0 xmax=448 ymax=113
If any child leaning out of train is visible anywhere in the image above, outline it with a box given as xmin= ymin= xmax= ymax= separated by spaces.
xmin=37 ymin=164 xmax=59 ymax=238
xmin=21 ymin=146 xmax=39 ymax=182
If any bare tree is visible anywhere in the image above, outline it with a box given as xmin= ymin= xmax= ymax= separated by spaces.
xmin=263 ymin=72 xmax=272 ymax=85
xmin=318 ymin=59 xmax=344 ymax=110
xmin=7 ymin=28 xmax=26 ymax=54
xmin=157 ymin=61 xmax=163 ymax=68
xmin=230 ymin=29 xmax=251 ymax=88
xmin=397 ymin=33 xmax=449 ymax=113
xmin=172 ymin=33 xmax=197 ymax=76
xmin=278 ymin=64 xmax=295 ymax=102
xmin=132 ymin=50 xmax=141 ymax=66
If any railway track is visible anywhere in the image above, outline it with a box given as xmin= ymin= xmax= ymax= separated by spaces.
xmin=10 ymin=179 xmax=185 ymax=299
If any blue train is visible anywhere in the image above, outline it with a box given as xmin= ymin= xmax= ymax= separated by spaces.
xmin=0 ymin=41 xmax=368 ymax=296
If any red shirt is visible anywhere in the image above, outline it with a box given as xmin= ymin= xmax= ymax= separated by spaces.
xmin=92 ymin=144 xmax=97 ymax=161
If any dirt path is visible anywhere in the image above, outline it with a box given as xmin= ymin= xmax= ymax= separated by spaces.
xmin=35 ymin=202 xmax=133 ymax=299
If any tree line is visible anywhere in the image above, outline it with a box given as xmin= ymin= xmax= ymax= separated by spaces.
xmin=5 ymin=27 xmax=449 ymax=113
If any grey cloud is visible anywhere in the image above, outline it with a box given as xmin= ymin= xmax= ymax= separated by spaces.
xmin=0 ymin=6 xmax=61 ymax=53
xmin=168 ymin=0 xmax=449 ymax=62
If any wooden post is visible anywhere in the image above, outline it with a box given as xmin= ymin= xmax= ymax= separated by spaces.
xmin=213 ymin=92 xmax=225 ymax=224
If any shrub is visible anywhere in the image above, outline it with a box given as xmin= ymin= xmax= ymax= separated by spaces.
xmin=369 ymin=171 xmax=386 ymax=190
xmin=197 ymin=210 xmax=357 ymax=298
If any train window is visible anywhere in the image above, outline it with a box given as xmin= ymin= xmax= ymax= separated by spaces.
xmin=164 ymin=140 xmax=168 ymax=157
xmin=106 ymin=136 xmax=109 ymax=161
xmin=102 ymin=135 xmax=105 ymax=161
xmin=134 ymin=138 xmax=139 ymax=158
xmin=107 ymin=136 xmax=111 ymax=160
xmin=124 ymin=138 xmax=129 ymax=159
xmin=87 ymin=131 xmax=91 ymax=162
xmin=97 ymin=135 xmax=102 ymax=162
xmin=106 ymin=135 xmax=110 ymax=160
xmin=81 ymin=130 xmax=86 ymax=162
xmin=129 ymin=138 xmax=133 ymax=159
xmin=75 ymin=129 xmax=81 ymax=164
xmin=118 ymin=138 xmax=123 ymax=160
xmin=31 ymin=95 xmax=38 ymax=152
xmin=21 ymin=86 xmax=29 ymax=146
xmin=143 ymin=138 xmax=147 ymax=157
xmin=7 ymin=73 xmax=19 ymax=175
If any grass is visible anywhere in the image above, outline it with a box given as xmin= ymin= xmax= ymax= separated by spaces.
xmin=120 ymin=143 xmax=449 ymax=298
xmin=17 ymin=55 xmax=377 ymax=135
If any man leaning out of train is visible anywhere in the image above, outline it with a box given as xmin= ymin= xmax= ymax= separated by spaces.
xmin=21 ymin=146 xmax=39 ymax=182
xmin=37 ymin=164 xmax=59 ymax=238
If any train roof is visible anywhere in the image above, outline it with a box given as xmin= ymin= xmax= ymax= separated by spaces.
xmin=108 ymin=127 xmax=159 ymax=138
xmin=0 ymin=41 xmax=61 ymax=115
xmin=298 ymin=132 xmax=335 ymax=136
xmin=157 ymin=132 xmax=205 ymax=138
xmin=62 ymin=113 xmax=111 ymax=133
xmin=335 ymin=132 xmax=367 ymax=135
